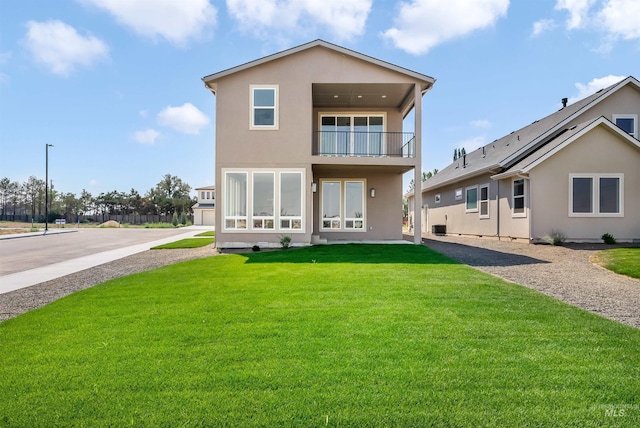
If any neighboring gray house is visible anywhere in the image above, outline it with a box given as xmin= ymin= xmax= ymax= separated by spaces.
xmin=202 ymin=40 xmax=435 ymax=248
xmin=408 ymin=76 xmax=640 ymax=243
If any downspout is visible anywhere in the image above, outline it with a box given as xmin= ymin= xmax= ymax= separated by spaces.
xmin=496 ymin=182 xmax=500 ymax=240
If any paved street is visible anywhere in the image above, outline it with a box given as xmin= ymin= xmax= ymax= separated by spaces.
xmin=0 ymin=228 xmax=200 ymax=276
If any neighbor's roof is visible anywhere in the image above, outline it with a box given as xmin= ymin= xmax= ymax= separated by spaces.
xmin=421 ymin=75 xmax=639 ymax=192
xmin=192 ymin=203 xmax=215 ymax=209
xmin=194 ymin=185 xmax=216 ymax=191
xmin=202 ymin=39 xmax=435 ymax=92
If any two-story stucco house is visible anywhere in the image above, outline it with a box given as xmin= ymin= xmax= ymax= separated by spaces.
xmin=192 ymin=185 xmax=215 ymax=226
xmin=203 ymin=40 xmax=435 ymax=248
xmin=408 ymin=76 xmax=640 ymax=243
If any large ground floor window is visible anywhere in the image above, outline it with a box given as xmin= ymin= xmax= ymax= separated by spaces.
xmin=321 ymin=179 xmax=366 ymax=231
xmin=223 ymin=169 xmax=305 ymax=232
xmin=570 ymin=173 xmax=623 ymax=217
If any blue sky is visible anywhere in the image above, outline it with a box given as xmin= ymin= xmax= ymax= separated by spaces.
xmin=0 ymin=0 xmax=638 ymax=197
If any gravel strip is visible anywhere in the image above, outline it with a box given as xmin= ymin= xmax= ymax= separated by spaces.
xmin=0 ymin=246 xmax=218 ymax=322
xmin=423 ymin=235 xmax=640 ymax=329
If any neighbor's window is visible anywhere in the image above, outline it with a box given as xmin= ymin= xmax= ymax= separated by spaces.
xmin=280 ymin=172 xmax=303 ymax=230
xmin=455 ymin=188 xmax=463 ymax=201
xmin=252 ymin=172 xmax=275 ymax=229
xmin=251 ymin=85 xmax=278 ymax=129
xmin=435 ymin=194 xmax=441 ymax=204
xmin=225 ymin=172 xmax=248 ymax=229
xmin=512 ymin=179 xmax=526 ymax=217
xmin=465 ymin=186 xmax=478 ymax=213
xmin=570 ymin=174 xmax=623 ymax=217
xmin=200 ymin=191 xmax=205 ymax=199
xmin=479 ymin=184 xmax=489 ymax=218
xmin=613 ymin=114 xmax=637 ymax=138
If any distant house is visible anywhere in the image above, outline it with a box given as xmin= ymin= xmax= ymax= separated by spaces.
xmin=192 ymin=185 xmax=215 ymax=226
xmin=408 ymin=76 xmax=640 ymax=243
xmin=202 ymin=40 xmax=435 ymax=248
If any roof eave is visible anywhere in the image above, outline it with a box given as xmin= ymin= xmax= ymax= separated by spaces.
xmin=421 ymin=164 xmax=500 ymax=193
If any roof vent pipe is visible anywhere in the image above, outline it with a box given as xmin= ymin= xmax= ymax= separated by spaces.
xmin=463 ymin=154 xmax=466 ymax=168
xmin=562 ymin=97 xmax=568 ymax=108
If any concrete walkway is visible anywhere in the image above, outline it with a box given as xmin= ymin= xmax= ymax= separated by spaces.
xmin=0 ymin=226 xmax=211 ymax=294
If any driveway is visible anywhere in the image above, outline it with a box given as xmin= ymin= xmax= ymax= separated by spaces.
xmin=422 ymin=235 xmax=640 ymax=329
xmin=0 ymin=228 xmax=196 ymax=276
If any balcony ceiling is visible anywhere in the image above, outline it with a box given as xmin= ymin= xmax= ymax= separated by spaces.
xmin=312 ymin=83 xmax=414 ymax=109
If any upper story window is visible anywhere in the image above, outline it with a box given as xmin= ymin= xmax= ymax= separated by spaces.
xmin=319 ymin=113 xmax=385 ymax=156
xmin=250 ymin=85 xmax=278 ymax=130
xmin=613 ymin=114 xmax=637 ymax=138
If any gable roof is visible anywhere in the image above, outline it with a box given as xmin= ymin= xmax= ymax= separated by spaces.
xmin=202 ymin=39 xmax=436 ymax=93
xmin=421 ymin=75 xmax=639 ymax=192
xmin=493 ymin=116 xmax=640 ymax=179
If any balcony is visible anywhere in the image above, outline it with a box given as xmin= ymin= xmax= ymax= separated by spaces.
xmin=312 ymin=131 xmax=415 ymax=158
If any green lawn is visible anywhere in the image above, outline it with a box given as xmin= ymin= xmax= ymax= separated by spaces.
xmin=1 ymin=245 xmax=638 ymax=426
xmin=592 ymin=247 xmax=640 ymax=279
xmin=151 ymin=237 xmax=215 ymax=249
xmin=195 ymin=230 xmax=215 ymax=237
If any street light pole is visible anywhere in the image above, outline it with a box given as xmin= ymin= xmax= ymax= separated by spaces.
xmin=45 ymin=144 xmax=53 ymax=232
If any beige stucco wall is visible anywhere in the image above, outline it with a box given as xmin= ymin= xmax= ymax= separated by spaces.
xmin=211 ymin=45 xmax=426 ymax=247
xmin=313 ymin=170 xmax=403 ymax=240
xmin=530 ymin=124 xmax=640 ymax=242
xmin=567 ymin=84 xmax=639 ymax=128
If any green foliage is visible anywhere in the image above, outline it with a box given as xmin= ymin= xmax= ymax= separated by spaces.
xmin=279 ymin=234 xmax=292 ymax=249
xmin=1 ymin=245 xmax=639 ymax=426
xmin=545 ymin=229 xmax=566 ymax=246
xmin=143 ymin=222 xmax=176 ymax=229
xmin=151 ymin=238 xmax=214 ymax=249
xmin=593 ymin=247 xmax=640 ymax=279
xmin=171 ymin=212 xmax=179 ymax=227
xmin=195 ymin=231 xmax=215 ymax=237
xmin=601 ymin=233 xmax=616 ymax=245
xmin=179 ymin=211 xmax=188 ymax=225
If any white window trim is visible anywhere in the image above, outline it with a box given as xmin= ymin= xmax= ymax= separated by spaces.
xmin=222 ymin=168 xmax=305 ymax=232
xmin=318 ymin=112 xmax=387 ymax=156
xmin=251 ymin=171 xmax=275 ymax=231
xmin=250 ymin=85 xmax=279 ymax=130
xmin=512 ymin=178 xmax=527 ymax=218
xmin=569 ymin=173 xmax=624 ymax=218
xmin=479 ymin=183 xmax=490 ymax=219
xmin=224 ymin=171 xmax=248 ymax=230
xmin=320 ymin=179 xmax=367 ymax=232
xmin=612 ymin=114 xmax=637 ymax=138
xmin=454 ymin=188 xmax=463 ymax=201
xmin=465 ymin=185 xmax=478 ymax=213
xmin=279 ymin=171 xmax=304 ymax=231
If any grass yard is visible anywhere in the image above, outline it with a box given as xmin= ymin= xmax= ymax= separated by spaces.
xmin=592 ymin=247 xmax=640 ymax=279
xmin=195 ymin=230 xmax=215 ymax=237
xmin=1 ymin=244 xmax=638 ymax=426
xmin=151 ymin=237 xmax=215 ymax=249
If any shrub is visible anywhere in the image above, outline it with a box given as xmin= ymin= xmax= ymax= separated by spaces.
xmin=279 ymin=235 xmax=292 ymax=249
xmin=252 ymin=245 xmax=261 ymax=252
xmin=171 ymin=212 xmax=179 ymax=227
xmin=601 ymin=233 xmax=616 ymax=245
xmin=179 ymin=212 xmax=187 ymax=226
xmin=548 ymin=230 xmax=566 ymax=246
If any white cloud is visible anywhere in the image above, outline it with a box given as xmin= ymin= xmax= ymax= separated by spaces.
xmin=598 ymin=0 xmax=640 ymax=40
xmin=89 ymin=179 xmax=98 ymax=186
xmin=555 ymin=0 xmax=595 ymax=29
xmin=157 ymin=103 xmax=210 ymax=135
xmin=133 ymin=128 xmax=161 ymax=145
xmin=139 ymin=109 xmax=149 ymax=118
xmin=23 ymin=20 xmax=109 ymax=76
xmin=226 ymin=0 xmax=372 ymax=41
xmin=531 ymin=19 xmax=556 ymax=37
xmin=471 ymin=119 xmax=491 ymax=129
xmin=382 ymin=0 xmax=509 ymax=55
xmin=567 ymin=74 xmax=626 ymax=104
xmin=454 ymin=136 xmax=486 ymax=153
xmin=81 ymin=0 xmax=217 ymax=46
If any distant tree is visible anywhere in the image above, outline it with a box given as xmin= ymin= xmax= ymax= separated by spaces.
xmin=426 ymin=171 xmax=433 ymax=180
xmin=0 ymin=177 xmax=10 ymax=218
xmin=148 ymin=174 xmax=193 ymax=216
xmin=453 ymin=149 xmax=458 ymax=161
xmin=433 ymin=168 xmax=438 ymax=175
xmin=461 ymin=147 xmax=466 ymax=156
xmin=79 ymin=189 xmax=93 ymax=216
xmin=22 ymin=176 xmax=45 ymax=220
xmin=407 ymin=179 xmax=415 ymax=192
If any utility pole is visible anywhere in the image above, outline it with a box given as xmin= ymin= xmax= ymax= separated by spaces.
xmin=45 ymin=144 xmax=53 ymax=232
